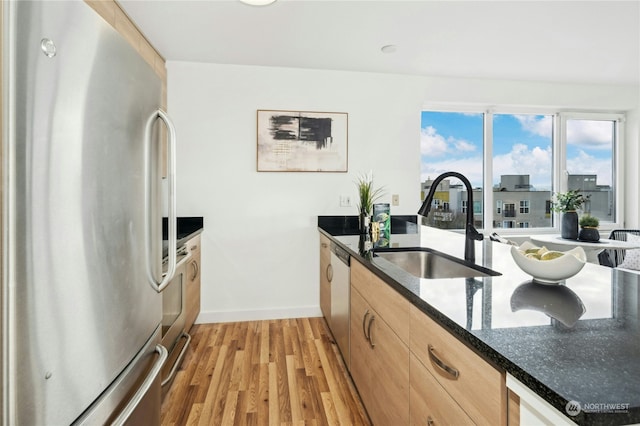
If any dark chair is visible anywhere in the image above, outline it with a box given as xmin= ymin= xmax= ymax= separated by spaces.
xmin=598 ymin=229 xmax=640 ymax=267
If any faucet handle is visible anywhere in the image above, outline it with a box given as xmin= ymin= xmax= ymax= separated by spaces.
xmin=466 ymin=224 xmax=484 ymax=241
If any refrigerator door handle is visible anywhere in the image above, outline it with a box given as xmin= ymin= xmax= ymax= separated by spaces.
xmin=111 ymin=344 xmax=168 ymax=426
xmin=145 ymin=109 xmax=178 ymax=293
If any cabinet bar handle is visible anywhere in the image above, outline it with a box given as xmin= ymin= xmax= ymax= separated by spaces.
xmin=191 ymin=260 xmax=199 ymax=281
xmin=367 ymin=316 xmax=375 ymax=348
xmin=326 ymin=264 xmax=333 ymax=282
xmin=427 ymin=416 xmax=435 ymax=426
xmin=362 ymin=310 xmax=370 ymax=340
xmin=428 ymin=344 xmax=459 ymax=380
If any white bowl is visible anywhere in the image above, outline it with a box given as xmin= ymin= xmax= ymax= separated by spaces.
xmin=510 ymin=241 xmax=587 ymax=284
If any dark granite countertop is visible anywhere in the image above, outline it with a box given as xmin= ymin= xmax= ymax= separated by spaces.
xmin=319 ymin=217 xmax=640 ymax=425
xmin=162 ymin=216 xmax=203 ymax=258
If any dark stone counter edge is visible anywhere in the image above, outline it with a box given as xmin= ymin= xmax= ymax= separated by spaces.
xmin=317 ymin=214 xmax=418 ymax=235
xmin=163 ymin=216 xmax=204 ymax=258
xmin=318 ymin=225 xmax=640 ymax=426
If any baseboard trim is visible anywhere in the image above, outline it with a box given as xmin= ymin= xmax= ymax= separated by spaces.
xmin=195 ymin=305 xmax=323 ymax=324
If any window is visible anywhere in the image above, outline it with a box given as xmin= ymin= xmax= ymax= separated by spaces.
xmin=421 ymin=110 xmax=623 ymax=232
xmin=420 ymin=112 xmax=484 ymax=230
xmin=563 ymin=117 xmax=617 ymax=223
xmin=503 ymin=203 xmax=516 ymax=218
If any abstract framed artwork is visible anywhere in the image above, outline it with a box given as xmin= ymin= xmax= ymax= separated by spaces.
xmin=257 ymin=110 xmax=348 ymax=172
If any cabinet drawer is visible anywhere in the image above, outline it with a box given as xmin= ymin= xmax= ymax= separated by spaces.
xmin=351 ymin=259 xmax=409 ymax=345
xmin=187 ymin=234 xmax=201 ymax=253
xmin=185 ymin=235 xmax=201 ymax=331
xmin=410 ymin=353 xmax=474 ymax=426
xmin=320 ymin=234 xmax=331 ymax=261
xmin=350 ymin=286 xmax=410 ymax=426
xmin=410 ymin=305 xmax=505 ymax=425
xmin=319 ymin=234 xmax=331 ymax=321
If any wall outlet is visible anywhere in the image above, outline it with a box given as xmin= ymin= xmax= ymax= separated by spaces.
xmin=340 ymin=195 xmax=352 ymax=207
xmin=392 ymin=194 xmax=400 ymax=206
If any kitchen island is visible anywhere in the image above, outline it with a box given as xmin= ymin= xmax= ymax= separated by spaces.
xmin=319 ymin=218 xmax=640 ymax=426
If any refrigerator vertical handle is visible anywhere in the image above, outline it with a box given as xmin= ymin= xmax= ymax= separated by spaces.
xmin=111 ymin=344 xmax=168 ymax=426
xmin=145 ymin=109 xmax=177 ymax=293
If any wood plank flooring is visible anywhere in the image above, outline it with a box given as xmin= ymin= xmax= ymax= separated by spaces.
xmin=161 ymin=317 xmax=371 ymax=426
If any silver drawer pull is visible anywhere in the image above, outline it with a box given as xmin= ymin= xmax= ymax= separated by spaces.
xmin=428 ymin=344 xmax=459 ymax=380
xmin=367 ymin=315 xmax=375 ymax=348
xmin=362 ymin=310 xmax=370 ymax=340
xmin=161 ymin=332 xmax=191 ymax=387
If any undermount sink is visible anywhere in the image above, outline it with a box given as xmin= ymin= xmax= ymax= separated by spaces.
xmin=373 ymin=247 xmax=501 ymax=279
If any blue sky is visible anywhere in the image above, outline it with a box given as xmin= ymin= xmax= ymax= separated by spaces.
xmin=420 ymin=111 xmax=613 ymax=190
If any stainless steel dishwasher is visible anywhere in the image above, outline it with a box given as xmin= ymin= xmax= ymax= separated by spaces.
xmin=330 ymin=242 xmax=351 ymax=369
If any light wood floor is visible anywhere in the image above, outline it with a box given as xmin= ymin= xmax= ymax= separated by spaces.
xmin=161 ymin=317 xmax=371 ymax=425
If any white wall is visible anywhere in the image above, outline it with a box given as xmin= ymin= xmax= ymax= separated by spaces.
xmin=167 ymin=61 xmax=639 ymax=323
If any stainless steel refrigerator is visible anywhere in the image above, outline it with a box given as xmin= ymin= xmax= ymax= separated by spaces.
xmin=2 ymin=1 xmax=178 ymax=424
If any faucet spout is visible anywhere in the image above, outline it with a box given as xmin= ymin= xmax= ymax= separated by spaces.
xmin=418 ymin=171 xmax=483 ymax=263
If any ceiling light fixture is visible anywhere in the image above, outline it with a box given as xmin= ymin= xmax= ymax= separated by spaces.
xmin=239 ymin=0 xmax=277 ymax=5
xmin=380 ymin=45 xmax=397 ymax=54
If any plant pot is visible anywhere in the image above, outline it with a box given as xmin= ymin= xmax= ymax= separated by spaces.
xmin=358 ymin=213 xmax=371 ymax=234
xmin=579 ymin=227 xmax=600 ymax=242
xmin=561 ymin=211 xmax=579 ymax=240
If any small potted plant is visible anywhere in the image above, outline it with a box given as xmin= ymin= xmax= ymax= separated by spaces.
xmin=551 ymin=190 xmax=585 ymax=240
xmin=578 ymin=215 xmax=600 ymax=242
xmin=355 ymin=172 xmax=384 ymax=234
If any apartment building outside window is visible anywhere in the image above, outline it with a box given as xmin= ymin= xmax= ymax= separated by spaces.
xmin=421 ymin=110 xmax=623 ymax=233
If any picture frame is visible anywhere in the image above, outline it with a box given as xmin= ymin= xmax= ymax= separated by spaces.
xmin=257 ymin=109 xmax=348 ymax=172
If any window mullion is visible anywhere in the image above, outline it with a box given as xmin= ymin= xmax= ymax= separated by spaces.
xmin=483 ymin=111 xmax=493 ymax=233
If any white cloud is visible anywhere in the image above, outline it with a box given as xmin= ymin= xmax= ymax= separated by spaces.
xmin=566 ymin=120 xmax=613 ymax=149
xmin=421 ymin=156 xmax=483 ymax=187
xmin=454 ymin=140 xmax=476 ymax=152
xmin=567 ymin=150 xmax=612 ymax=186
xmin=493 ymin=143 xmax=553 ymax=189
xmin=514 ymin=115 xmax=553 ymax=138
xmin=420 ymin=126 xmax=448 ymax=157
xmin=421 ymin=125 xmax=477 ymax=157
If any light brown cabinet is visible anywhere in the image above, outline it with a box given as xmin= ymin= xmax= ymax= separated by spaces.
xmin=410 ymin=304 xmax=506 ymax=425
xmin=410 ymin=353 xmax=474 ymax=426
xmin=185 ymin=235 xmax=201 ymax=331
xmin=323 ymin=237 xmax=507 ymax=426
xmin=319 ymin=234 xmax=331 ymax=324
xmin=350 ymin=259 xmax=410 ymax=426
xmin=346 ymin=253 xmax=506 ymax=426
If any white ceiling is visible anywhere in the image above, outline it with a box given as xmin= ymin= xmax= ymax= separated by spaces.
xmin=119 ymin=0 xmax=640 ymax=85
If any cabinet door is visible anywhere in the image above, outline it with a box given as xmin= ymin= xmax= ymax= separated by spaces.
xmin=351 ymin=259 xmax=409 ymax=344
xmin=319 ymin=234 xmax=331 ymax=323
xmin=185 ymin=236 xmax=201 ymax=331
xmin=349 ymin=287 xmax=372 ymax=408
xmin=368 ymin=308 xmax=410 ymax=425
xmin=410 ymin=353 xmax=474 ymax=426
